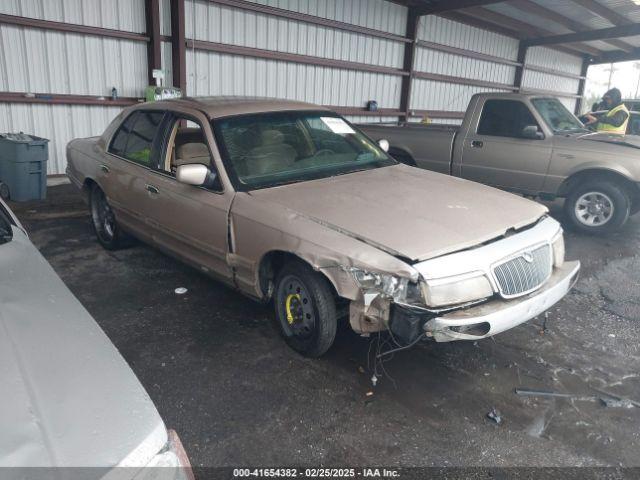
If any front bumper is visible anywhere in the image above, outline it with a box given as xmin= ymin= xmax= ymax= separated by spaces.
xmin=424 ymin=260 xmax=580 ymax=342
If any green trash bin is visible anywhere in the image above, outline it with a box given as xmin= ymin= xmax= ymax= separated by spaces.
xmin=0 ymin=133 xmax=49 ymax=202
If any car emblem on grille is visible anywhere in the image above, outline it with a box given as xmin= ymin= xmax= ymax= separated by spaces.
xmin=522 ymin=252 xmax=534 ymax=263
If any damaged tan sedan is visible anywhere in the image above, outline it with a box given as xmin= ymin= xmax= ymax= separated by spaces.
xmin=67 ymin=97 xmax=580 ymax=357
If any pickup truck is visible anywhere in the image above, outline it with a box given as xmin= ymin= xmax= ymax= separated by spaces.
xmin=359 ymin=93 xmax=640 ymax=234
xmin=67 ymin=97 xmax=579 ymax=357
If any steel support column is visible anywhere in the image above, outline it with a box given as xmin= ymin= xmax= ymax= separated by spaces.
xmin=399 ymin=9 xmax=420 ymax=122
xmin=170 ymin=0 xmax=187 ymax=92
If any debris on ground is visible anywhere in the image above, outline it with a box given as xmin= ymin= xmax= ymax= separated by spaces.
xmin=516 ymin=387 xmax=640 ymax=408
xmin=358 ymin=366 xmax=365 ymax=374
xmin=486 ymin=407 xmax=502 ymax=425
xmin=365 ymin=391 xmax=374 ymax=397
xmin=174 ymin=287 xmax=188 ymax=295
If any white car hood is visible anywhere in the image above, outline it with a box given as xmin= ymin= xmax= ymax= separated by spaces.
xmin=0 ymin=227 xmax=166 ymax=467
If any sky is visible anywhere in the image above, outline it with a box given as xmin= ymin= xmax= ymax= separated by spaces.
xmin=583 ymin=61 xmax=640 ymax=112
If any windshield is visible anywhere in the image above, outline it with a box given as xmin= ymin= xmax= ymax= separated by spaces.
xmin=213 ymin=111 xmax=395 ymax=190
xmin=531 ymin=98 xmax=587 ymax=133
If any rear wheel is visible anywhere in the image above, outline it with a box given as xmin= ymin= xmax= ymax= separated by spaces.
xmin=564 ymin=181 xmax=630 ymax=234
xmin=90 ymin=185 xmax=128 ymax=250
xmin=274 ymin=260 xmax=337 ymax=357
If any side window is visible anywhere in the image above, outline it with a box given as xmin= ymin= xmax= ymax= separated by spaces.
xmin=477 ymin=100 xmax=540 ymax=139
xmin=123 ymin=112 xmax=165 ymax=166
xmin=161 ymin=116 xmax=222 ymax=191
xmin=108 ymin=111 xmax=165 ymax=167
xmin=109 ymin=112 xmax=138 ymax=156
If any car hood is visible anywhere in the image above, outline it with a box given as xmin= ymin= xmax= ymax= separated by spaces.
xmin=248 ymin=164 xmax=547 ymax=262
xmin=577 ymin=132 xmax=640 ymax=149
xmin=0 ymin=227 xmax=166 ymax=467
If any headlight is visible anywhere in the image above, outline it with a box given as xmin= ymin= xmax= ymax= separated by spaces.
xmin=551 ymin=230 xmax=565 ymax=268
xmin=422 ymin=272 xmax=494 ymax=308
xmin=349 ymin=268 xmax=415 ymax=303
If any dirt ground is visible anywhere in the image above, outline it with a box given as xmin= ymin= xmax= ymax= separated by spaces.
xmin=9 ymin=184 xmax=640 ymax=468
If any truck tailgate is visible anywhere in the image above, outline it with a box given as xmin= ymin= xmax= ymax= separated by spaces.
xmin=358 ymin=123 xmax=457 ymax=175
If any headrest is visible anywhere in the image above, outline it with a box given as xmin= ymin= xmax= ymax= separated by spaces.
xmin=260 ymin=130 xmax=284 ymax=146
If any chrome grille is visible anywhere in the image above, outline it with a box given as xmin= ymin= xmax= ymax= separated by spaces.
xmin=493 ymin=245 xmax=552 ymax=298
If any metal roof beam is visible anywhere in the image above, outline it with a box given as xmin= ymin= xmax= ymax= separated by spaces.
xmin=570 ymin=0 xmax=631 ymax=26
xmin=591 ymin=48 xmax=640 ymax=64
xmin=416 ymin=0 xmax=504 ymax=15
xmin=524 ymin=23 xmax=640 ymax=47
xmin=461 ymin=7 xmax=603 ymax=56
xmin=509 ymin=0 xmax=634 ymax=52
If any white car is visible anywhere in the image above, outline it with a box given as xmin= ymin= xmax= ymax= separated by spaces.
xmin=0 ymin=198 xmax=193 ymax=479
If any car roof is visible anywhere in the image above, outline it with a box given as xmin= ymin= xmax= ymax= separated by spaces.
xmin=146 ymin=96 xmax=331 ymax=119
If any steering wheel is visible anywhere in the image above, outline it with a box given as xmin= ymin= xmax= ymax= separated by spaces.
xmin=315 ymin=149 xmax=335 ymax=157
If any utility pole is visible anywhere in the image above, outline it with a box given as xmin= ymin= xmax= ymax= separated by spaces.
xmin=604 ymin=63 xmax=618 ymax=91
xmin=634 ymin=62 xmax=640 ymax=99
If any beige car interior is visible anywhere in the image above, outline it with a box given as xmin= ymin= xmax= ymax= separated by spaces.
xmin=165 ymin=124 xmax=212 ymax=173
xmin=236 ymin=129 xmax=298 ymax=176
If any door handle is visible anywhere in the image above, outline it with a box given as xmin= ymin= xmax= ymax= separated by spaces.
xmin=146 ymin=184 xmax=159 ymax=194
xmin=100 ymin=164 xmax=110 ymax=173
xmin=471 ymin=140 xmax=484 ymax=148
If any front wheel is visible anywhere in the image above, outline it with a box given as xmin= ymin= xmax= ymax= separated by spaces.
xmin=90 ymin=185 xmax=129 ymax=250
xmin=564 ymin=181 xmax=630 ymax=234
xmin=274 ymin=260 xmax=338 ymax=358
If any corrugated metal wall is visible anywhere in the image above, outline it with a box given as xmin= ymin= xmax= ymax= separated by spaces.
xmin=412 ymin=15 xmax=519 ymax=122
xmin=0 ymin=0 xmax=587 ymax=174
xmin=522 ymin=47 xmax=583 ymax=111
xmin=182 ymin=0 xmax=405 ymax=111
xmin=0 ymin=0 xmax=147 ymax=175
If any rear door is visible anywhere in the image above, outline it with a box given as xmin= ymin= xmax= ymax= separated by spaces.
xmin=102 ymin=110 xmax=166 ymax=240
xmin=460 ymin=99 xmax=552 ymax=194
xmin=143 ymin=111 xmax=234 ymax=283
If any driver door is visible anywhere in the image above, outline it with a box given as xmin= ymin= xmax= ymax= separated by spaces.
xmin=144 ymin=111 xmax=234 ymax=283
xmin=461 ymin=99 xmax=552 ymax=194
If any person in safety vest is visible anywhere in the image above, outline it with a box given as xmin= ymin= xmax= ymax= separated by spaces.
xmin=583 ymin=88 xmax=630 ymax=135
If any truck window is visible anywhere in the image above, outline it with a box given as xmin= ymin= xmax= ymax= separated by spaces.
xmin=477 ymin=100 xmax=540 ymax=139
xmin=109 ymin=111 xmax=165 ymax=167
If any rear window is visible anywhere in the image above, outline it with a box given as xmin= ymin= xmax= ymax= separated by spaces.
xmin=109 ymin=111 xmax=165 ymax=167
xmin=477 ymin=100 xmax=539 ymax=138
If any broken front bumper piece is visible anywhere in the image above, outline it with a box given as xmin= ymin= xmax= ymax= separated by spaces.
xmin=425 ymin=260 xmax=580 ymax=342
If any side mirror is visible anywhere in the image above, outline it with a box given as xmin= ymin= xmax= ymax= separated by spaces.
xmin=521 ymin=125 xmax=544 ymax=140
xmin=176 ymin=163 xmax=210 ymax=186
xmin=378 ymin=139 xmax=390 ymax=152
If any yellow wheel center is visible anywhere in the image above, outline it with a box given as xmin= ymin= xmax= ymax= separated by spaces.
xmin=285 ymin=293 xmax=302 ymax=325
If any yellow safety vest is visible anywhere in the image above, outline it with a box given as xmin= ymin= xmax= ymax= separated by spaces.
xmin=597 ymin=103 xmax=629 ymax=135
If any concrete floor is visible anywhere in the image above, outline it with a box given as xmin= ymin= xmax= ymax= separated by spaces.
xmin=9 ymin=184 xmax=640 ymax=468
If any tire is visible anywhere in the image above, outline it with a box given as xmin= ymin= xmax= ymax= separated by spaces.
xmin=564 ymin=180 xmax=630 ymax=234
xmin=274 ymin=260 xmax=337 ymax=358
xmin=90 ymin=185 xmax=129 ymax=250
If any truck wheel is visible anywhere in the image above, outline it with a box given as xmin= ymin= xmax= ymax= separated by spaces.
xmin=274 ymin=260 xmax=337 ymax=358
xmin=564 ymin=181 xmax=630 ymax=234
xmin=90 ymin=185 xmax=128 ymax=250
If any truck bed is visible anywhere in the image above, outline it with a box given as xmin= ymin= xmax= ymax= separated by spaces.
xmin=357 ymin=122 xmax=459 ymax=175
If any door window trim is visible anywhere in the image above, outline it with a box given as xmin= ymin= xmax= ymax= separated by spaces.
xmin=107 ymin=110 xmax=167 ymax=169
xmin=475 ymin=99 xmax=543 ymax=140
xmin=148 ymin=111 xmax=225 ymax=194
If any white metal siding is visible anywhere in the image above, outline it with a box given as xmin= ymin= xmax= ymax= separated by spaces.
xmin=522 ymin=47 xmax=583 ymax=112
xmin=0 ymin=1 xmax=147 ymax=174
xmin=184 ymin=0 xmax=405 ymax=110
xmin=412 ymin=16 xmax=519 ymax=124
